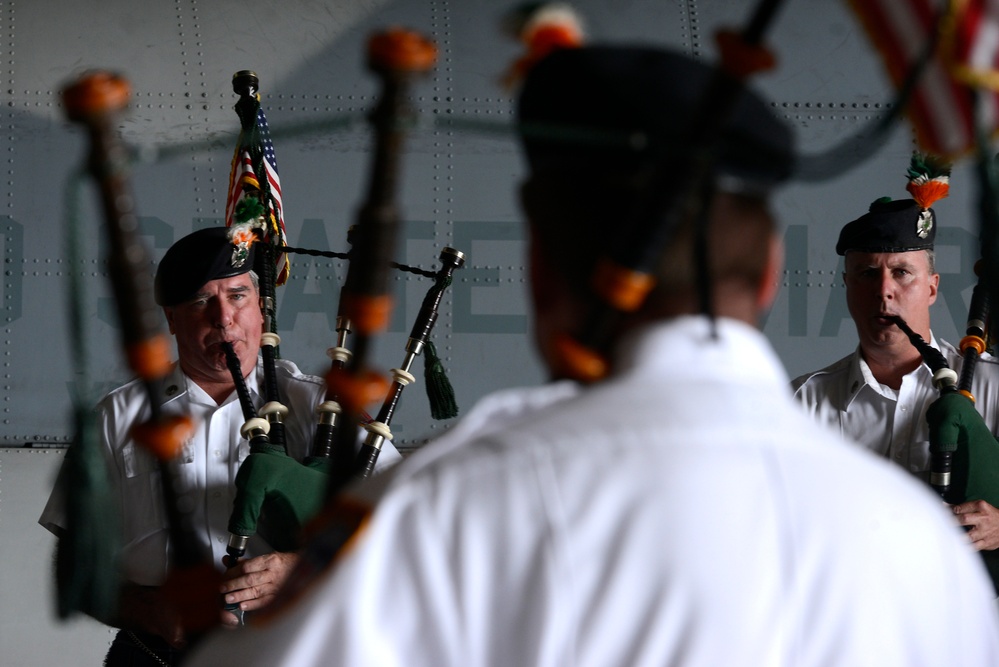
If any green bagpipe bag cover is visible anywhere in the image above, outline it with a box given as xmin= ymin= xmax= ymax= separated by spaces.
xmin=926 ymin=392 xmax=999 ymax=594
xmin=227 ymin=444 xmax=330 ymax=553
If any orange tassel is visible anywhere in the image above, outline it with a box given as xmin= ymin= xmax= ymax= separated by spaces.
xmin=501 ymin=3 xmax=585 ymax=89
xmin=906 ymin=179 xmax=950 ymax=209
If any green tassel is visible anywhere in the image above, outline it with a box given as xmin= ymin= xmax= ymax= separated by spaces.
xmin=424 ymin=339 xmax=458 ymax=420
xmin=56 ymin=405 xmax=122 ymax=623
xmin=906 ymin=151 xmax=951 ymax=181
xmin=234 ymin=197 xmax=266 ymax=224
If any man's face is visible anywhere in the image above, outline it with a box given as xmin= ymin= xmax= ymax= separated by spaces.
xmin=164 ymin=272 xmax=263 ymax=387
xmin=844 ymin=250 xmax=939 ymax=354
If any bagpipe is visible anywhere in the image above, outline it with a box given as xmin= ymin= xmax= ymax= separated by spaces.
xmin=889 ymin=303 xmax=999 ymax=594
xmin=220 ymin=240 xmax=462 ymax=622
xmin=57 ymin=26 xmax=458 ymax=633
xmin=221 ymin=242 xmax=465 ymax=561
xmin=219 ymin=31 xmax=462 ymax=574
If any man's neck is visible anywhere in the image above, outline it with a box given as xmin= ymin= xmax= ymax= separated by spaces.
xmin=860 ymin=344 xmax=924 ymax=391
xmin=195 ymin=379 xmax=238 ymax=406
xmin=179 ymin=362 xmax=241 ymax=406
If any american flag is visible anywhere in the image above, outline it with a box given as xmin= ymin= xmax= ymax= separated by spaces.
xmin=225 ymin=104 xmax=290 ymax=284
xmin=847 ymin=0 xmax=999 ymax=158
xmin=949 ymin=0 xmax=999 ymax=89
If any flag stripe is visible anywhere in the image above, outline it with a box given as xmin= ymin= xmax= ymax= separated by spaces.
xmin=849 ymin=0 xmax=982 ymax=156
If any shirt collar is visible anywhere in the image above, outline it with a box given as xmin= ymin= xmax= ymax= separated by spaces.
xmin=614 ymin=315 xmax=789 ymax=388
xmin=158 ymin=357 xmax=263 ymax=408
xmin=844 ymin=331 xmax=938 ymax=408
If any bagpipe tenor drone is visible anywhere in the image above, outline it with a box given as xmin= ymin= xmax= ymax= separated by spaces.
xmin=60 ymin=72 xmax=220 ymax=633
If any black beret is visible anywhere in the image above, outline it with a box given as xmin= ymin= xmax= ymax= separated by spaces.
xmin=835 ymin=198 xmax=936 ymax=256
xmin=155 ymin=227 xmax=255 ymax=306
xmin=516 ymin=45 xmax=795 ymax=192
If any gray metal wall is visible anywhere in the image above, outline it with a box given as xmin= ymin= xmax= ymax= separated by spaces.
xmin=1 ymin=0 xmax=982 ymax=663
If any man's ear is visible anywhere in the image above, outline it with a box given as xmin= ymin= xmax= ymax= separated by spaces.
xmin=756 ymin=235 xmax=783 ymax=312
xmin=927 ymin=271 xmax=940 ymax=305
xmin=163 ymin=307 xmax=176 ymax=335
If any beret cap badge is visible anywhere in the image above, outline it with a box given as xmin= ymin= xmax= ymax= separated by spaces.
xmin=917 ymin=210 xmax=933 ymax=239
xmin=228 ymin=223 xmax=257 ymax=269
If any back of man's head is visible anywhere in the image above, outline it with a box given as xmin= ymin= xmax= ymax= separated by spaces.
xmin=515 ymin=46 xmax=794 ymax=314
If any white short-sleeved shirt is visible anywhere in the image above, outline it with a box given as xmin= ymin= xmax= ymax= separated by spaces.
xmin=187 ymin=317 xmax=999 ymax=667
xmin=39 ymin=357 xmax=402 ymax=585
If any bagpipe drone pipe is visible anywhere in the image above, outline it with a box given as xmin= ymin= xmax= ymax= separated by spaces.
xmin=314 ymin=28 xmax=440 ymax=497
xmin=889 ymin=313 xmax=999 ymax=594
xmin=60 ymin=73 xmax=220 ymax=632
